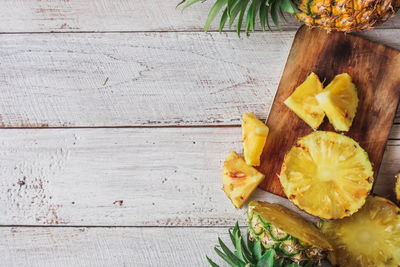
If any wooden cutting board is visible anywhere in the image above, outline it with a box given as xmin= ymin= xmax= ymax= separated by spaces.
xmin=258 ymin=25 xmax=400 ymax=197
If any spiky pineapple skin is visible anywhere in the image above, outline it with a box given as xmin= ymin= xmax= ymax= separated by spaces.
xmin=319 ymin=196 xmax=400 ymax=267
xmin=247 ymin=201 xmax=332 ymax=264
xmin=295 ymin=0 xmax=400 ymax=32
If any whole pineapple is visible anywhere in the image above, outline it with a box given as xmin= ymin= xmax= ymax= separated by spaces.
xmin=180 ymin=0 xmax=400 ymax=35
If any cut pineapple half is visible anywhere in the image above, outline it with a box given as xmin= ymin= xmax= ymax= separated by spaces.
xmin=316 ymin=73 xmax=358 ymax=132
xmin=396 ymin=172 xmax=400 ymax=203
xmin=320 ymin=196 xmax=400 ymax=267
xmin=247 ymin=201 xmax=332 ymax=263
xmin=222 ymin=151 xmax=265 ymax=209
xmin=284 ymin=72 xmax=325 ymax=130
xmin=280 ymin=131 xmax=373 ymax=219
xmin=242 ymin=113 xmax=269 ymax=166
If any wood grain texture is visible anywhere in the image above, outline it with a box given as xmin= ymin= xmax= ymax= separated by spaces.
xmin=2 ymin=0 xmax=400 ymax=33
xmin=0 ymin=127 xmax=397 ymax=226
xmin=0 ymin=226 xmax=231 ymax=266
xmin=259 ymin=26 xmax=400 ymax=196
xmin=0 ymin=31 xmax=398 ymax=128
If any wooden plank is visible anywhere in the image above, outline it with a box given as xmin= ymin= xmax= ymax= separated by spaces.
xmin=259 ymin=26 xmax=400 ymax=196
xmin=0 ymin=127 xmax=397 ymax=226
xmin=0 ymin=31 xmax=398 ymax=128
xmin=0 ymin=226 xmax=333 ymax=266
xmin=0 ymin=226 xmax=231 ymax=266
xmin=2 ymin=0 xmax=400 ymax=32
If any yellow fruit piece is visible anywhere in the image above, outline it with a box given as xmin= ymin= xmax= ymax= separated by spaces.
xmin=320 ymin=196 xmax=400 ymax=267
xmin=396 ymin=172 xmax=400 ymax=204
xmin=280 ymin=131 xmax=373 ymax=219
xmin=316 ymin=73 xmax=358 ymax=132
xmin=222 ymin=152 xmax=265 ymax=209
xmin=284 ymin=72 xmax=325 ymax=130
xmin=242 ymin=113 xmax=269 ymax=166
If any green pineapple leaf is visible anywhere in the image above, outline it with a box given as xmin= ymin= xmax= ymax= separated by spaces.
xmin=206 ymin=256 xmax=221 ymax=267
xmin=279 ymin=0 xmax=300 ymax=13
xmin=274 ymin=258 xmax=284 ymax=267
xmin=256 ymin=248 xmax=275 ymax=267
xmin=218 ymin=237 xmax=247 ymax=266
xmin=205 ymin=0 xmax=228 ymax=32
xmin=178 ymin=0 xmax=299 ymax=35
xmin=252 ymin=240 xmax=263 ymax=261
xmin=214 ymin=247 xmax=239 ymax=266
xmin=219 ymin=8 xmax=229 ymax=31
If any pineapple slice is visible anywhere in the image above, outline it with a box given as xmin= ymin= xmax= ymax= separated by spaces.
xmin=396 ymin=172 xmax=400 ymax=203
xmin=284 ymin=72 xmax=325 ymax=130
xmin=242 ymin=113 xmax=269 ymax=166
xmin=248 ymin=201 xmax=333 ymax=263
xmin=319 ymin=196 xmax=400 ymax=267
xmin=222 ymin=151 xmax=265 ymax=208
xmin=280 ymin=131 xmax=373 ymax=219
xmin=316 ymin=73 xmax=358 ymax=132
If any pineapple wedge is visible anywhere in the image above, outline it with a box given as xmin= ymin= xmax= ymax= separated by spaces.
xmin=280 ymin=131 xmax=373 ymax=219
xmin=242 ymin=113 xmax=269 ymax=166
xmin=316 ymin=73 xmax=358 ymax=132
xmin=284 ymin=72 xmax=325 ymax=130
xmin=222 ymin=152 xmax=265 ymax=208
xmin=396 ymin=172 xmax=400 ymax=203
xmin=320 ymin=196 xmax=400 ymax=267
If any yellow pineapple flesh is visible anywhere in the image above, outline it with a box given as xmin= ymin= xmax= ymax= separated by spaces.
xmin=222 ymin=151 xmax=265 ymax=209
xmin=284 ymin=72 xmax=325 ymax=130
xmin=295 ymin=0 xmax=400 ymax=32
xmin=242 ymin=113 xmax=269 ymax=166
xmin=320 ymin=196 xmax=400 ymax=267
xmin=280 ymin=131 xmax=373 ymax=219
xmin=316 ymin=73 xmax=358 ymax=132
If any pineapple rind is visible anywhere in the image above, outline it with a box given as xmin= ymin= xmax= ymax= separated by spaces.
xmin=242 ymin=113 xmax=269 ymax=166
xmin=222 ymin=151 xmax=265 ymax=209
xmin=296 ymin=0 xmax=400 ymax=32
xmin=320 ymin=196 xmax=400 ymax=267
xmin=280 ymin=131 xmax=373 ymax=219
xmin=315 ymin=73 xmax=358 ymax=132
xmin=248 ymin=201 xmax=332 ymax=251
xmin=284 ymin=72 xmax=325 ymax=130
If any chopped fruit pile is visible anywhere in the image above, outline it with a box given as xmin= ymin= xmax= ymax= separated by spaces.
xmin=396 ymin=172 xmax=400 ymax=204
xmin=242 ymin=113 xmax=269 ymax=166
xmin=284 ymin=72 xmax=325 ymax=130
xmin=222 ymin=152 xmax=265 ymax=209
xmin=316 ymin=73 xmax=358 ymax=132
xmin=285 ymin=72 xmax=358 ymax=132
xmin=280 ymin=131 xmax=373 ymax=219
xmin=319 ymin=196 xmax=400 ymax=267
xmin=247 ymin=201 xmax=332 ymax=264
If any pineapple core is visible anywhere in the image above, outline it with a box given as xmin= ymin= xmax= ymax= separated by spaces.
xmin=284 ymin=72 xmax=325 ymax=130
xmin=222 ymin=152 xmax=265 ymax=209
xmin=242 ymin=113 xmax=269 ymax=166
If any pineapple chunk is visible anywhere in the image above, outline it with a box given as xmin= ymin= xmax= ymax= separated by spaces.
xmin=222 ymin=152 xmax=265 ymax=208
xmin=320 ymin=196 xmax=400 ymax=267
xmin=316 ymin=73 xmax=358 ymax=132
xmin=396 ymin=172 xmax=400 ymax=204
xmin=242 ymin=113 xmax=269 ymax=166
xmin=284 ymin=72 xmax=325 ymax=130
xmin=280 ymin=131 xmax=373 ymax=219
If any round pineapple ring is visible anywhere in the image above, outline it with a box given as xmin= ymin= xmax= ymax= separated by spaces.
xmin=280 ymin=131 xmax=373 ymax=220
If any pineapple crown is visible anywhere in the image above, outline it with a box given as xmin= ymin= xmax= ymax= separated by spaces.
xmin=178 ymin=0 xmax=300 ymax=36
xmin=207 ymin=222 xmax=315 ymax=267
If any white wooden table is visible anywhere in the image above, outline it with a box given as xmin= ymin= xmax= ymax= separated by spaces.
xmin=0 ymin=1 xmax=399 ymax=266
